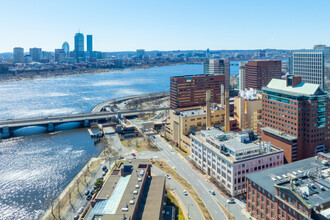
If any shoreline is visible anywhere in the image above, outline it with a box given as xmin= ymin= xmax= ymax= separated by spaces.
xmin=0 ymin=62 xmax=192 ymax=83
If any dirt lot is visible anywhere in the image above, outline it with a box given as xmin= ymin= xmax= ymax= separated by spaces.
xmin=121 ymin=137 xmax=159 ymax=152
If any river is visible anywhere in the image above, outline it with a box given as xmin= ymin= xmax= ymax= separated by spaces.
xmin=0 ymin=63 xmax=241 ymax=219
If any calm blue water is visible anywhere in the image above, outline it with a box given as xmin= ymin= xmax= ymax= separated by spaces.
xmin=0 ymin=64 xmax=203 ymax=120
xmin=0 ymin=64 xmax=205 ymax=220
xmin=0 ymin=63 xmax=242 ymax=219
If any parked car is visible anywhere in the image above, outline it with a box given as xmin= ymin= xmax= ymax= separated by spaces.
xmin=104 ymin=168 xmax=108 ymax=173
xmin=74 ymin=215 xmax=79 ymax=220
xmin=78 ymin=207 xmax=84 ymax=214
xmin=91 ymin=189 xmax=96 ymax=194
xmin=102 ymin=166 xmax=107 ymax=171
xmin=85 ymin=190 xmax=90 ymax=196
xmin=227 ymin=199 xmax=235 ymax=204
xmin=131 ymin=153 xmax=136 ymax=157
xmin=86 ymin=195 xmax=92 ymax=201
xmin=183 ymin=190 xmax=188 ymax=196
xmin=166 ymin=175 xmax=171 ymax=179
xmin=83 ymin=201 xmax=88 ymax=207
xmin=209 ymin=189 xmax=215 ymax=195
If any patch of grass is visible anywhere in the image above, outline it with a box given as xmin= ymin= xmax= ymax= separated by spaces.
xmin=153 ymin=159 xmax=212 ymax=220
xmin=121 ymin=137 xmax=159 ymax=152
xmin=166 ymin=188 xmax=185 ymax=220
xmin=217 ymin=201 xmax=235 ymax=220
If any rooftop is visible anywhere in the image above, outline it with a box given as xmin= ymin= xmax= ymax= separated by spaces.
xmin=246 ymin=154 xmax=330 ymax=208
xmin=85 ymin=159 xmax=165 ymax=220
xmin=175 ymin=105 xmax=224 ymax=118
xmin=263 ymin=79 xmax=325 ymax=97
xmin=261 ymin=127 xmax=297 ymax=142
xmin=192 ymin=127 xmax=282 ymax=162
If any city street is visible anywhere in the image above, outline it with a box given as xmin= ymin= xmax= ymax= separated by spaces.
xmin=151 ymin=167 xmax=203 ymax=220
xmin=151 ymin=136 xmax=226 ymax=220
xmin=108 ymin=133 xmax=248 ymax=220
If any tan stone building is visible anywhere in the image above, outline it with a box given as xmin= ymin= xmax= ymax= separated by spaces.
xmin=165 ymin=105 xmax=225 ymax=149
xmin=233 ymin=89 xmax=262 ymax=132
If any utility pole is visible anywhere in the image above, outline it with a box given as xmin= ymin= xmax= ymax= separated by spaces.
xmin=188 ymin=203 xmax=193 ymax=219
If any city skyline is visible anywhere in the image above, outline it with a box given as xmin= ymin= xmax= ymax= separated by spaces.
xmin=0 ymin=0 xmax=330 ymax=52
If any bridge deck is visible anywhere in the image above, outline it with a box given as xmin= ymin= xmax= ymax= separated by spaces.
xmin=0 ymin=107 xmax=169 ymax=129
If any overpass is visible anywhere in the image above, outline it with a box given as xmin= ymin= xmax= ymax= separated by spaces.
xmin=0 ymin=107 xmax=169 ymax=139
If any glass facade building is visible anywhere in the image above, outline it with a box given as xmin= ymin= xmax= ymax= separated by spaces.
xmin=290 ymin=48 xmax=330 ymax=91
xmin=87 ymin=35 xmax=93 ymax=52
xmin=74 ymin=33 xmax=84 ymax=58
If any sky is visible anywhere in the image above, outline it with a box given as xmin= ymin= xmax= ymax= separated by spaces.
xmin=1 ymin=0 xmax=330 ymax=52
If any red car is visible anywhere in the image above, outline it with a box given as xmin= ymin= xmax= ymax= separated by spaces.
xmin=131 ymin=153 xmax=136 ymax=157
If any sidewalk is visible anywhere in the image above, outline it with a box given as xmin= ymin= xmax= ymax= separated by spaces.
xmin=42 ymin=158 xmax=105 ymax=220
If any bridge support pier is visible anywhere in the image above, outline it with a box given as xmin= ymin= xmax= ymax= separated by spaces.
xmin=83 ymin=119 xmax=89 ymax=127
xmin=2 ymin=126 xmax=10 ymax=139
xmin=117 ymin=112 xmax=122 ymax=120
xmin=48 ymin=123 xmax=54 ymax=132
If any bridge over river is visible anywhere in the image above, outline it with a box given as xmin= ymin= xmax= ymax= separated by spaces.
xmin=0 ymin=107 xmax=169 ymax=139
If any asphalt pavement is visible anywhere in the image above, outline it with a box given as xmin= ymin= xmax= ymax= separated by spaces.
xmin=151 ymin=167 xmax=203 ymax=220
xmin=108 ymin=132 xmax=248 ymax=220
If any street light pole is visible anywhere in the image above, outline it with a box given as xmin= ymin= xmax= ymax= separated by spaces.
xmin=188 ymin=203 xmax=193 ymax=219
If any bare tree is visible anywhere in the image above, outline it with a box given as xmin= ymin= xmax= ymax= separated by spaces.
xmin=68 ymin=188 xmax=73 ymax=208
xmin=146 ymin=137 xmax=151 ymax=146
xmin=83 ymin=170 xmax=89 ymax=185
xmin=76 ymin=178 xmax=81 ymax=197
xmin=50 ymin=198 xmax=57 ymax=220
xmin=57 ymin=198 xmax=62 ymax=220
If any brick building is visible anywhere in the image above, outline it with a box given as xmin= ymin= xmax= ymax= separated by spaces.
xmin=170 ymin=74 xmax=226 ymax=109
xmin=245 ymin=60 xmax=282 ymax=90
xmin=246 ymin=153 xmax=330 ymax=220
xmin=260 ymin=75 xmax=330 ymax=163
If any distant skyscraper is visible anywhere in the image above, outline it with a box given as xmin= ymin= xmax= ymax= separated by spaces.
xmin=87 ymin=35 xmax=93 ymax=52
xmin=13 ymin=47 xmax=24 ymax=63
xmin=245 ymin=60 xmax=282 ymax=90
xmin=290 ymin=46 xmax=330 ymax=91
xmin=29 ymin=48 xmax=42 ymax=62
xmin=74 ymin=32 xmax=84 ymax=58
xmin=238 ymin=62 xmax=246 ymax=91
xmin=136 ymin=49 xmax=145 ymax=59
xmin=62 ymin=41 xmax=70 ymax=56
xmin=55 ymin=49 xmax=66 ymax=63
xmin=203 ymin=59 xmax=230 ymax=89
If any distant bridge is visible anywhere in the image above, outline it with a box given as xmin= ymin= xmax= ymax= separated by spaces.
xmin=0 ymin=107 xmax=169 ymax=139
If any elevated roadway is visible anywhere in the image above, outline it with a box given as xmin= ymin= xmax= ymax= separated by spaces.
xmin=0 ymin=107 xmax=169 ymax=139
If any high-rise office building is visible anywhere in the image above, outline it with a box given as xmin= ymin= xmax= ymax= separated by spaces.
xmin=62 ymin=41 xmax=70 ymax=57
xmin=260 ymin=75 xmax=329 ymax=163
xmin=203 ymin=59 xmax=230 ymax=89
xmin=87 ymin=35 xmax=93 ymax=52
xmin=74 ymin=32 xmax=84 ymax=58
xmin=170 ymin=74 xmax=226 ymax=109
xmin=13 ymin=47 xmax=24 ymax=63
xmin=245 ymin=60 xmax=282 ymax=90
xmin=29 ymin=48 xmax=42 ymax=62
xmin=136 ymin=49 xmax=145 ymax=59
xmin=239 ymin=62 xmax=246 ymax=91
xmin=290 ymin=47 xmax=330 ymax=91
xmin=55 ymin=49 xmax=66 ymax=63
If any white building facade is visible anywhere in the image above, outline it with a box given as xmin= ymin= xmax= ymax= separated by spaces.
xmin=290 ymin=48 xmax=330 ymax=91
xmin=190 ymin=128 xmax=284 ymax=196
